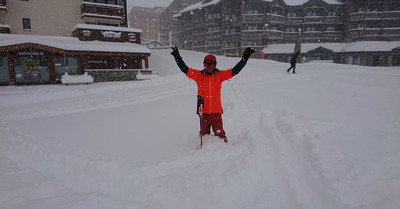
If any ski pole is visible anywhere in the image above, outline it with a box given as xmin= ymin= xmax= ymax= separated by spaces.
xmin=197 ymin=96 xmax=204 ymax=148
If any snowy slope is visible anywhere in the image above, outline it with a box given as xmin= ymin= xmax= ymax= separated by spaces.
xmin=0 ymin=49 xmax=399 ymax=209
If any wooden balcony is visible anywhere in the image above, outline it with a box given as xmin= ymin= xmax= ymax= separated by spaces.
xmin=81 ymin=2 xmax=124 ymax=20
xmin=0 ymin=0 xmax=7 ymax=12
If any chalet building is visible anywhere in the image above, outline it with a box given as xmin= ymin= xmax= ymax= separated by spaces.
xmin=263 ymin=41 xmax=400 ymax=66
xmin=0 ymin=0 xmax=151 ymax=85
xmin=171 ymin=0 xmax=400 ymax=66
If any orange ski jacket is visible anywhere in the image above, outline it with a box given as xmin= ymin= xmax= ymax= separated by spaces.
xmin=186 ymin=68 xmax=234 ymax=113
xmin=175 ymin=57 xmax=248 ymax=114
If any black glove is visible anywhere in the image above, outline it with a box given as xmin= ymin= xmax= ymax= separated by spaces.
xmin=171 ymin=46 xmax=181 ymax=59
xmin=242 ymin=47 xmax=255 ymax=61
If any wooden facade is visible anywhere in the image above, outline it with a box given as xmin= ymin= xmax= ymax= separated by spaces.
xmin=263 ymin=42 xmax=400 ymax=67
xmin=0 ymin=40 xmax=150 ymax=85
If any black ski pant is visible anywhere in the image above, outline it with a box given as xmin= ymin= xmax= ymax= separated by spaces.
xmin=287 ymin=63 xmax=296 ymax=73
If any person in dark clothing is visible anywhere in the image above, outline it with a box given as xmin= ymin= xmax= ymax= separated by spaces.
xmin=287 ymin=51 xmax=300 ymax=74
xmin=171 ymin=46 xmax=255 ymax=143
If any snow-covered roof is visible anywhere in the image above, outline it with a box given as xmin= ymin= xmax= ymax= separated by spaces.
xmin=342 ymin=41 xmax=400 ymax=52
xmin=0 ymin=24 xmax=10 ymax=28
xmin=180 ymin=0 xmax=344 ymax=15
xmin=263 ymin=41 xmax=400 ymax=54
xmin=180 ymin=0 xmax=221 ymax=14
xmin=73 ymin=24 xmax=142 ymax=33
xmin=282 ymin=0 xmax=309 ymax=6
xmin=280 ymin=0 xmax=343 ymax=6
xmin=0 ymin=34 xmax=151 ymax=54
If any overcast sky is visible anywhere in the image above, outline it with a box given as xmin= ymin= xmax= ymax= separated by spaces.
xmin=127 ymin=0 xmax=173 ymax=9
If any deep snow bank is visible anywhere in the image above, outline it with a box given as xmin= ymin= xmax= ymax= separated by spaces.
xmin=1 ymin=49 xmax=399 ymax=209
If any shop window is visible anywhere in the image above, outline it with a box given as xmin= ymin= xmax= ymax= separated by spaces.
xmin=55 ymin=57 xmax=81 ymax=81
xmin=116 ymin=57 xmax=130 ymax=69
xmin=23 ymin=18 xmax=31 ymax=31
xmin=14 ymin=56 xmax=50 ymax=83
xmin=0 ymin=56 xmax=10 ymax=83
xmin=133 ymin=58 xmax=139 ymax=69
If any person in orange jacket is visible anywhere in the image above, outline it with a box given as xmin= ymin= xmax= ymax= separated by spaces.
xmin=171 ymin=46 xmax=255 ymax=143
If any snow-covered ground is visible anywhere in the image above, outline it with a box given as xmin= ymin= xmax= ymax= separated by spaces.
xmin=1 ymin=49 xmax=399 ymax=209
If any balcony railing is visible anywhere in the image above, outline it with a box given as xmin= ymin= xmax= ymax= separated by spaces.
xmin=243 ymin=14 xmax=264 ymax=23
xmin=81 ymin=2 xmax=124 ymax=20
xmin=0 ymin=0 xmax=6 ymax=11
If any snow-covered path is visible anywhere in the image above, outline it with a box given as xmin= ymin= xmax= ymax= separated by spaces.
xmin=1 ymin=50 xmax=399 ymax=209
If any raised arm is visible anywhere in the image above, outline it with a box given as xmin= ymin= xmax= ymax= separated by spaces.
xmin=232 ymin=47 xmax=255 ymax=75
xmin=171 ymin=46 xmax=189 ymax=74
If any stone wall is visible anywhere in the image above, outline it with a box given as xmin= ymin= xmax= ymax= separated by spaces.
xmin=85 ymin=69 xmax=152 ymax=82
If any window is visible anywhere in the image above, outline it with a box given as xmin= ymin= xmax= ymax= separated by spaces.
xmin=208 ymin=26 xmax=220 ymax=32
xmin=208 ymin=13 xmax=220 ymax=19
xmin=247 ymin=10 xmax=258 ymax=14
xmin=326 ymin=26 xmax=335 ymax=31
xmin=246 ymin=40 xmax=258 ymax=46
xmin=55 ymin=57 xmax=81 ymax=81
xmin=307 ymin=11 xmax=317 ymax=16
xmin=0 ymin=56 xmax=10 ymax=83
xmin=23 ymin=18 xmax=31 ymax=31
xmin=247 ymin=25 xmax=258 ymax=30
xmin=327 ymin=11 xmax=336 ymax=16
xmin=306 ymin=26 xmax=316 ymax=32
xmin=14 ymin=56 xmax=50 ymax=82
xmin=286 ymin=27 xmax=296 ymax=32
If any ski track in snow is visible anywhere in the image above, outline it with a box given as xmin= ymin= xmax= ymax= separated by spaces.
xmin=1 ymin=50 xmax=399 ymax=209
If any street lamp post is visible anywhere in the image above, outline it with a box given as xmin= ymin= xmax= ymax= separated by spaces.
xmin=262 ymin=23 xmax=269 ymax=47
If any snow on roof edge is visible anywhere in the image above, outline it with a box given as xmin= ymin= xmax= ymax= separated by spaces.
xmin=0 ymin=34 xmax=151 ymax=54
xmin=180 ymin=0 xmax=221 ymax=14
xmin=73 ymin=24 xmax=142 ymax=33
xmin=263 ymin=41 xmax=400 ymax=54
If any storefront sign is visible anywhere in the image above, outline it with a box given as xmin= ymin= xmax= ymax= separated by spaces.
xmin=129 ymin=33 xmax=136 ymax=42
xmin=101 ymin=31 xmax=121 ymax=39
xmin=88 ymin=60 xmax=105 ymax=64
xmin=18 ymin=51 xmax=44 ymax=56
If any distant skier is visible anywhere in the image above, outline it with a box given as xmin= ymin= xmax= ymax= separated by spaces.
xmin=171 ymin=46 xmax=255 ymax=143
xmin=287 ymin=51 xmax=300 ymax=74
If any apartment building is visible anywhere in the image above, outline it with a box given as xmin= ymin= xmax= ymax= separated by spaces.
xmin=177 ymin=0 xmax=347 ymax=56
xmin=129 ymin=6 xmax=165 ymax=43
xmin=346 ymin=0 xmax=400 ymax=41
xmin=173 ymin=0 xmax=400 ymax=66
xmin=0 ymin=0 xmax=151 ymax=85
xmin=159 ymin=0 xmax=202 ymax=47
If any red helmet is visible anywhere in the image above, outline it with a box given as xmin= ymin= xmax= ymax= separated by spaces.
xmin=204 ymin=54 xmax=217 ymax=66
